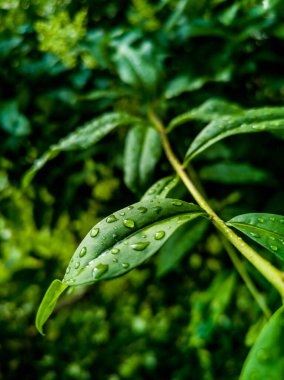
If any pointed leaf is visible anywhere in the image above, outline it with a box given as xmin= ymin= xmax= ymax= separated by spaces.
xmin=157 ymin=218 xmax=209 ymax=277
xmin=35 ymin=279 xmax=68 ymax=335
xmin=184 ymin=106 xmax=284 ymax=162
xmin=23 ymin=112 xmax=140 ymax=187
xmin=167 ymin=98 xmax=242 ymax=132
xmin=227 ymin=213 xmax=284 ymax=260
xmin=62 ymin=198 xmax=205 ymax=286
xmin=240 ymin=306 xmax=284 ymax=380
xmin=124 ymin=125 xmax=162 ymax=193
xmin=141 ymin=176 xmax=179 ymax=200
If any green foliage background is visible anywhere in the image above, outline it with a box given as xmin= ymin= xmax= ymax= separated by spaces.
xmin=1 ymin=0 xmax=284 ymax=379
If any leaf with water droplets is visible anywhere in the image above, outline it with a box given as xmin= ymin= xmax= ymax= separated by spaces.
xmin=184 ymin=106 xmax=284 ymax=162
xmin=141 ymin=175 xmax=185 ymax=201
xmin=22 ymin=112 xmax=141 ymax=187
xmin=240 ymin=306 xmax=284 ymax=380
xmin=35 ymin=279 xmax=68 ymax=335
xmin=62 ymin=198 xmax=205 ymax=286
xmin=227 ymin=213 xmax=284 ymax=260
xmin=124 ymin=124 xmax=162 ymax=193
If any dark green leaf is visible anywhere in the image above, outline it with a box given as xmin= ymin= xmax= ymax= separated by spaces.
xmin=199 ymin=162 xmax=271 ymax=185
xmin=156 ymin=218 xmax=209 ymax=277
xmin=227 ymin=213 xmax=284 ymax=260
xmin=184 ymin=107 xmax=284 ymax=162
xmin=62 ymin=198 xmax=205 ymax=286
xmin=35 ymin=279 xmax=68 ymax=335
xmin=124 ymin=125 xmax=162 ymax=193
xmin=23 ymin=112 xmax=140 ymax=187
xmin=240 ymin=306 xmax=284 ymax=380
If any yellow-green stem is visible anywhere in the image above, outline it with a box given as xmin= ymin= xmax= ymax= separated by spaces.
xmin=148 ymin=107 xmax=284 ymax=299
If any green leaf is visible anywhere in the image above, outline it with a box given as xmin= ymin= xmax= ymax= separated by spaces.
xmin=227 ymin=213 xmax=284 ymax=260
xmin=0 ymin=101 xmax=31 ymax=137
xmin=167 ymin=98 xmax=243 ymax=132
xmin=115 ymin=44 xmax=159 ymax=94
xmin=23 ymin=112 xmax=140 ymax=187
xmin=35 ymin=279 xmax=68 ymax=336
xmin=199 ymin=162 xmax=271 ymax=185
xmin=240 ymin=306 xmax=284 ymax=380
xmin=124 ymin=125 xmax=162 ymax=193
xmin=62 ymin=198 xmax=205 ymax=286
xmin=156 ymin=218 xmax=209 ymax=277
xmin=141 ymin=176 xmax=179 ymax=200
xmin=184 ymin=106 xmax=284 ymax=162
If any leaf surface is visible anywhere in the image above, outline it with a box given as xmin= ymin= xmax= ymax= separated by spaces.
xmin=23 ymin=112 xmax=140 ymax=187
xmin=227 ymin=213 xmax=284 ymax=260
xmin=184 ymin=107 xmax=284 ymax=162
xmin=240 ymin=306 xmax=284 ymax=380
xmin=35 ymin=279 xmax=68 ymax=335
xmin=62 ymin=198 xmax=205 ymax=286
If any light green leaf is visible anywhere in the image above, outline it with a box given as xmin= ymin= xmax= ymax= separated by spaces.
xmin=156 ymin=218 xmax=209 ymax=277
xmin=124 ymin=125 xmax=162 ymax=193
xmin=184 ymin=106 xmax=284 ymax=162
xmin=167 ymin=98 xmax=243 ymax=132
xmin=227 ymin=213 xmax=284 ymax=260
xmin=141 ymin=176 xmax=179 ymax=200
xmin=23 ymin=112 xmax=140 ymax=187
xmin=62 ymin=198 xmax=205 ymax=286
xmin=35 ymin=279 xmax=68 ymax=335
xmin=199 ymin=162 xmax=271 ymax=185
xmin=240 ymin=306 xmax=284 ymax=380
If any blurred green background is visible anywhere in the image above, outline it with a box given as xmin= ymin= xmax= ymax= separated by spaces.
xmin=1 ymin=1 xmax=284 ymax=379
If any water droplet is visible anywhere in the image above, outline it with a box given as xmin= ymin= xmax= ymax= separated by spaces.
xmin=90 ymin=228 xmax=99 ymax=238
xmin=130 ymin=241 xmax=150 ymax=251
xmin=66 ymin=266 xmax=70 ymax=274
xmin=154 ymin=231 xmax=165 ymax=240
xmin=111 ymin=248 xmax=120 ymax=254
xmin=280 ymin=219 xmax=284 ymax=224
xmin=75 ymin=262 xmax=80 ymax=269
xmin=120 ymin=211 xmax=125 ymax=216
xmin=269 ymin=217 xmax=275 ymax=221
xmin=127 ymin=206 xmax=134 ymax=210
xmin=112 ymin=233 xmax=118 ymax=240
xmin=138 ymin=206 xmax=147 ymax=213
xmin=79 ymin=246 xmax=87 ymax=257
xmin=171 ymin=200 xmax=183 ymax=206
xmin=250 ymin=232 xmax=259 ymax=238
xmin=258 ymin=217 xmax=264 ymax=223
xmin=93 ymin=263 xmax=109 ymax=279
xmin=270 ymin=236 xmax=276 ymax=240
xmin=122 ymin=263 xmax=130 ymax=269
xmin=123 ymin=219 xmax=135 ymax=228
xmin=148 ymin=189 xmax=155 ymax=195
xmin=256 ymin=348 xmax=269 ymax=362
xmin=153 ymin=206 xmax=162 ymax=214
xmin=142 ymin=234 xmax=147 ymax=238
xmin=112 ymin=258 xmax=118 ymax=263
xmin=106 ymin=214 xmax=118 ymax=223
xmin=270 ymin=245 xmax=278 ymax=251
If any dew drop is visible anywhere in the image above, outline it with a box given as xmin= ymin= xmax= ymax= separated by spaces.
xmin=127 ymin=206 xmax=134 ymax=210
xmin=269 ymin=217 xmax=275 ymax=221
xmin=280 ymin=219 xmax=284 ymax=224
xmin=148 ymin=189 xmax=155 ymax=195
xmin=122 ymin=263 xmax=130 ymax=269
xmin=138 ymin=206 xmax=147 ymax=213
xmin=142 ymin=234 xmax=147 ymax=238
xmin=90 ymin=228 xmax=99 ymax=238
xmin=153 ymin=206 xmax=162 ymax=214
xmin=130 ymin=241 xmax=150 ymax=251
xmin=270 ymin=245 xmax=278 ymax=251
xmin=123 ymin=219 xmax=135 ymax=228
xmin=269 ymin=236 xmax=276 ymax=240
xmin=120 ymin=211 xmax=125 ymax=216
xmin=257 ymin=217 xmax=264 ymax=223
xmin=256 ymin=348 xmax=269 ymax=363
xmin=74 ymin=262 xmax=80 ymax=269
xmin=112 ymin=258 xmax=118 ymax=263
xmin=92 ymin=263 xmax=109 ymax=279
xmin=79 ymin=246 xmax=87 ymax=257
xmin=106 ymin=214 xmax=118 ymax=223
xmin=154 ymin=231 xmax=165 ymax=240
xmin=250 ymin=232 xmax=259 ymax=238
xmin=171 ymin=200 xmax=183 ymax=206
xmin=111 ymin=248 xmax=120 ymax=255
xmin=66 ymin=266 xmax=70 ymax=274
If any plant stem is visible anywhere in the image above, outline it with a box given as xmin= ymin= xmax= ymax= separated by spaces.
xmin=148 ymin=107 xmax=284 ymax=299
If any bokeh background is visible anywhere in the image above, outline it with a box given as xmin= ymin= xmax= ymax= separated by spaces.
xmin=1 ymin=1 xmax=284 ymax=379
